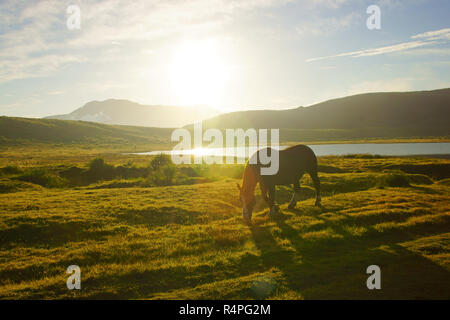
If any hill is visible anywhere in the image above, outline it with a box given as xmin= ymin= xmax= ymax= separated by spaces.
xmin=0 ymin=116 xmax=172 ymax=144
xmin=197 ymin=88 xmax=450 ymax=140
xmin=3 ymin=89 xmax=450 ymax=146
xmin=46 ymin=99 xmax=219 ymax=128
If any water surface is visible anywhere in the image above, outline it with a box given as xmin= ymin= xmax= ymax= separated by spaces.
xmin=130 ymin=142 xmax=450 ymax=157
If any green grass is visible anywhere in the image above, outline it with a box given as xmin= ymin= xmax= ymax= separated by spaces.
xmin=0 ymin=147 xmax=449 ymax=299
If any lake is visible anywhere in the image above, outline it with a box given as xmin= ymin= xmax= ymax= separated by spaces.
xmin=130 ymin=142 xmax=450 ymax=158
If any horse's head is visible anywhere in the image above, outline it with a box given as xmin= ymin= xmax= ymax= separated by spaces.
xmin=237 ymin=165 xmax=257 ymax=222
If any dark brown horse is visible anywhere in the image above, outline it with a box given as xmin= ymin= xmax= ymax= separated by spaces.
xmin=237 ymin=144 xmax=321 ymax=223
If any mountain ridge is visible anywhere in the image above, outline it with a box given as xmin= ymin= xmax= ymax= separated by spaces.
xmin=4 ymin=88 xmax=447 ymax=144
xmin=45 ymin=99 xmax=219 ymax=128
xmin=196 ymin=88 xmax=450 ymax=131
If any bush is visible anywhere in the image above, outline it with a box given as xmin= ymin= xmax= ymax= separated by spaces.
xmin=0 ymin=165 xmax=22 ymax=175
xmin=437 ymin=178 xmax=450 ymax=186
xmin=377 ymin=173 xmax=410 ymax=188
xmin=148 ymin=162 xmax=178 ymax=186
xmin=86 ymin=158 xmax=116 ymax=182
xmin=147 ymin=155 xmax=180 ymax=186
xmin=59 ymin=166 xmax=86 ymax=186
xmin=406 ymin=174 xmax=433 ymax=185
xmin=0 ymin=179 xmax=18 ymax=193
xmin=150 ymin=154 xmax=172 ymax=171
xmin=383 ymin=163 xmax=450 ymax=180
xmin=16 ymin=169 xmax=67 ymax=188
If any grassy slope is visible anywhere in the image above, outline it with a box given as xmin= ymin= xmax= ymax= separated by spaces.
xmin=198 ymin=88 xmax=450 ymax=141
xmin=0 ymin=152 xmax=449 ymax=299
xmin=201 ymin=88 xmax=450 ymax=129
xmin=0 ymin=116 xmax=173 ymax=145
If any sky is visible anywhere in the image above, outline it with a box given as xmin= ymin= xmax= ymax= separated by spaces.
xmin=0 ymin=0 xmax=449 ymax=118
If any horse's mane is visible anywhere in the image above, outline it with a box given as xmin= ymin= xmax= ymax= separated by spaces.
xmin=241 ymin=162 xmax=258 ymax=200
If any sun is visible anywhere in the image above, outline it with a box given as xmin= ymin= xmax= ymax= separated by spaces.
xmin=170 ymin=40 xmax=229 ymax=107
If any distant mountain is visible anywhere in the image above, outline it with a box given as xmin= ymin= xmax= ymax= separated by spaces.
xmin=4 ymin=89 xmax=449 ymax=146
xmin=45 ymin=99 xmax=219 ymax=128
xmin=198 ymin=88 xmax=450 ymax=138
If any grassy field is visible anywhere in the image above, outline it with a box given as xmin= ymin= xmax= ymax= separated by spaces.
xmin=0 ymin=146 xmax=449 ymax=299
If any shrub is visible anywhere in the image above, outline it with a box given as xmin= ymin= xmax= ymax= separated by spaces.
xmin=150 ymin=154 xmax=172 ymax=171
xmin=148 ymin=155 xmax=178 ymax=186
xmin=59 ymin=166 xmax=86 ymax=186
xmin=377 ymin=173 xmax=410 ymax=188
xmin=16 ymin=169 xmax=67 ymax=188
xmin=383 ymin=163 xmax=450 ymax=180
xmin=151 ymin=163 xmax=178 ymax=186
xmin=406 ymin=174 xmax=433 ymax=185
xmin=0 ymin=179 xmax=17 ymax=193
xmin=437 ymin=178 xmax=450 ymax=186
xmin=308 ymin=173 xmax=377 ymax=195
xmin=0 ymin=165 xmax=22 ymax=175
xmin=86 ymin=158 xmax=116 ymax=182
xmin=179 ymin=166 xmax=200 ymax=177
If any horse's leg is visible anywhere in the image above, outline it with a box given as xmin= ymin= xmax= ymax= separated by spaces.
xmin=268 ymin=185 xmax=278 ymax=217
xmin=309 ymin=170 xmax=321 ymax=207
xmin=288 ymin=180 xmax=300 ymax=209
xmin=260 ymin=182 xmax=269 ymax=204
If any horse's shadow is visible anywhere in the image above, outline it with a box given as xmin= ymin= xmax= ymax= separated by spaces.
xmin=248 ymin=205 xmax=450 ymax=299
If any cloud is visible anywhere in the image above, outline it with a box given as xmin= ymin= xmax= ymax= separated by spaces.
xmin=0 ymin=94 xmax=45 ymax=117
xmin=309 ymin=0 xmax=350 ymax=8
xmin=306 ymin=40 xmax=437 ymax=62
xmin=47 ymin=90 xmax=65 ymax=95
xmin=0 ymin=0 xmax=293 ymax=83
xmin=411 ymin=28 xmax=450 ymax=41
xmin=306 ymin=28 xmax=450 ymax=62
xmin=393 ymin=47 xmax=450 ymax=56
xmin=0 ymin=54 xmax=84 ymax=84
xmin=296 ymin=12 xmax=360 ymax=36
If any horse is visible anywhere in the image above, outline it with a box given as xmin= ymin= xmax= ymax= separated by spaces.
xmin=237 ymin=144 xmax=321 ymax=223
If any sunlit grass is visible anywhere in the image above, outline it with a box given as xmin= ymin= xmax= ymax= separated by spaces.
xmin=0 ymin=147 xmax=449 ymax=299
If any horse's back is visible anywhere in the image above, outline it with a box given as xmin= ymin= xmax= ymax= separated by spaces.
xmin=281 ymin=144 xmax=316 ymax=158
xmin=252 ymin=144 xmax=318 ymax=186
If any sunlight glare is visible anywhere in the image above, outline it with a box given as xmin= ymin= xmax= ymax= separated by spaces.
xmin=170 ymin=40 xmax=229 ymax=107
